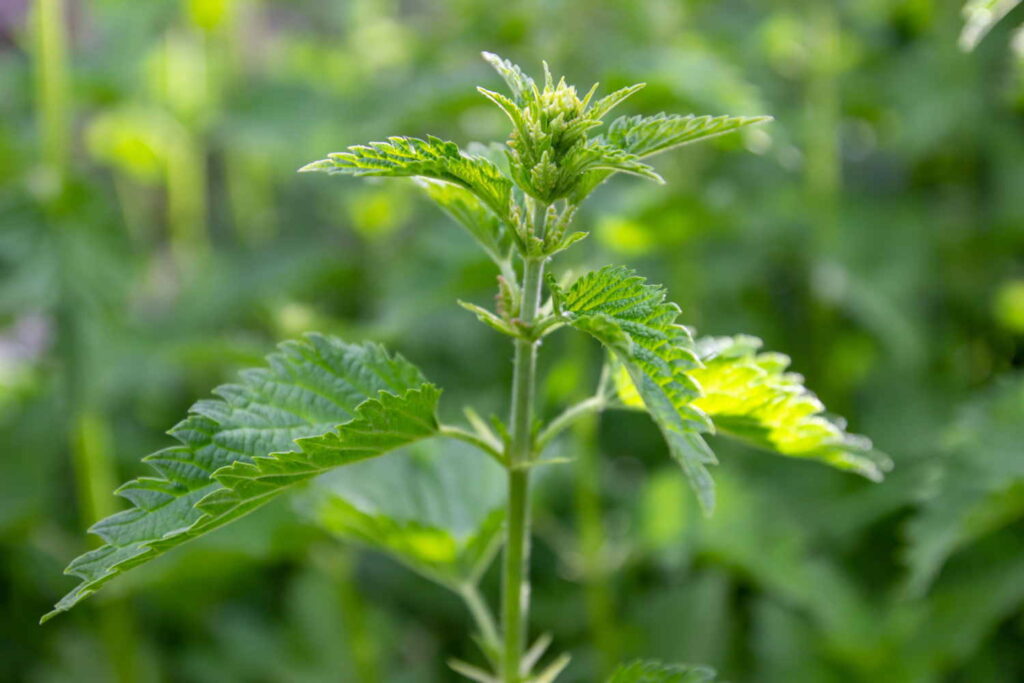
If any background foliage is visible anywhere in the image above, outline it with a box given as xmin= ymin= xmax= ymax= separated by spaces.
xmin=1 ymin=0 xmax=1023 ymax=681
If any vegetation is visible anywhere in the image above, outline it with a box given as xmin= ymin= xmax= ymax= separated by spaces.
xmin=45 ymin=53 xmax=890 ymax=682
xmin=3 ymin=2 xmax=1024 ymax=681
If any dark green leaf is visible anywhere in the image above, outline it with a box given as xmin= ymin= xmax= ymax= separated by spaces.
xmin=45 ymin=335 xmax=440 ymax=622
xmin=557 ymin=266 xmax=716 ymax=511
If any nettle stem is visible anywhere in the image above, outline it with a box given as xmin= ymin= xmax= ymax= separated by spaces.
xmin=502 ymin=243 xmax=545 ymax=681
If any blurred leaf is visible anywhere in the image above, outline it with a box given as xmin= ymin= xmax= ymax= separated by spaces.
xmin=302 ymin=437 xmax=505 ymax=589
xmin=960 ymin=0 xmax=1022 ymax=51
xmin=46 ymin=335 xmax=441 ymax=621
xmin=904 ymin=374 xmax=1024 ymax=595
xmin=607 ymin=659 xmax=716 ymax=682
xmin=301 ymin=136 xmax=512 ymax=222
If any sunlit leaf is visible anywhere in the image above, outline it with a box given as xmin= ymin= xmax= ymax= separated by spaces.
xmin=557 ymin=266 xmax=717 ymax=511
xmin=690 ymin=335 xmax=887 ymax=482
xmin=45 ymin=335 xmax=441 ymax=622
xmin=301 ymin=437 xmax=505 ymax=588
xmin=560 ymin=269 xmax=885 ymax=512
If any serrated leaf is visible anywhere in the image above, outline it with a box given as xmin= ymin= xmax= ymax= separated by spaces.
xmin=458 ymin=300 xmax=516 ymax=337
xmin=302 ymin=437 xmax=505 ymax=588
xmin=904 ymin=375 xmax=1024 ymax=595
xmin=481 ymin=51 xmax=536 ymax=104
xmin=560 ymin=268 xmax=884 ymax=512
xmin=582 ymin=142 xmax=664 ymax=182
xmin=301 ymin=135 xmax=512 ymax=222
xmin=418 ymin=179 xmax=508 ymax=262
xmin=689 ymin=334 xmax=887 ymax=482
xmin=571 ymin=113 xmax=770 ymax=201
xmin=588 ymin=83 xmax=646 ymax=120
xmin=477 ymin=87 xmax=531 ymax=141
xmin=45 ymin=335 xmax=441 ymax=622
xmin=557 ymin=266 xmax=717 ymax=511
xmin=605 ymin=113 xmax=771 ymax=159
xmin=607 ymin=659 xmax=717 ymax=683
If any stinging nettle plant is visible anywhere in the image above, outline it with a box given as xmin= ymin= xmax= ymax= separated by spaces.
xmin=46 ymin=53 xmax=889 ymax=682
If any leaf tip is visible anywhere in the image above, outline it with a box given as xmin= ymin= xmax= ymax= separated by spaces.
xmin=298 ymin=159 xmax=333 ymax=173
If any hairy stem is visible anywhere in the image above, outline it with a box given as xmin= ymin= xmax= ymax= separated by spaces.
xmin=502 ymin=253 xmax=545 ymax=681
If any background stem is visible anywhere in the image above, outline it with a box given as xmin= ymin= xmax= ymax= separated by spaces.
xmin=570 ymin=342 xmax=618 ymax=676
xmin=32 ymin=2 xmax=139 ymax=680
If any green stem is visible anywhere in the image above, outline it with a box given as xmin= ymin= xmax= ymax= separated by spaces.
xmin=32 ymin=0 xmax=69 ymax=187
xmin=502 ymin=255 xmax=545 ymax=682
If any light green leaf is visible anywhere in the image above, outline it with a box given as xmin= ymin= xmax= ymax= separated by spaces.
xmin=301 ymin=135 xmax=512 ymax=222
xmin=607 ymin=659 xmax=717 ymax=683
xmin=571 ymin=113 xmax=770 ymax=200
xmin=301 ymin=437 xmax=505 ymax=589
xmin=481 ymin=51 xmax=536 ymax=104
xmin=580 ymin=142 xmax=663 ymax=183
xmin=904 ymin=375 xmax=1024 ymax=595
xmin=559 ymin=268 xmax=884 ymax=512
xmin=605 ymin=113 xmax=772 ymax=159
xmin=458 ymin=300 xmax=517 ymax=337
xmin=689 ymin=335 xmax=887 ymax=482
xmin=530 ymin=653 xmax=572 ymax=683
xmin=449 ymin=658 xmax=498 ymax=683
xmin=45 ymin=335 xmax=441 ymax=622
xmin=417 ymin=178 xmax=509 ymax=263
xmin=587 ymin=83 xmax=646 ymax=120
xmin=557 ymin=266 xmax=717 ymax=511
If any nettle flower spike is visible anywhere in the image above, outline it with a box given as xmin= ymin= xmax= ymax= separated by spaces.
xmin=301 ymin=52 xmax=772 ymax=268
xmin=478 ymin=52 xmax=651 ymax=202
xmin=478 ymin=51 xmax=772 ymax=204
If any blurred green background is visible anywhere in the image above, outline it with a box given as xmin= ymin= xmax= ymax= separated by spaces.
xmin=2 ymin=0 xmax=1024 ymax=681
